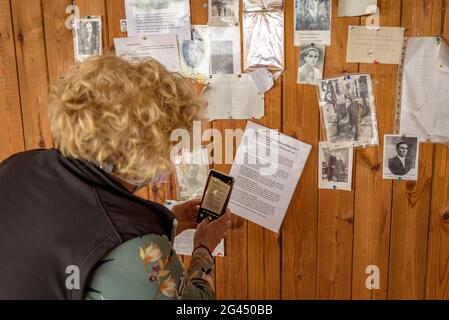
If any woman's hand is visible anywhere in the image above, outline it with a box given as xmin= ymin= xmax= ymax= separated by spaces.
xmin=172 ymin=199 xmax=201 ymax=235
xmin=193 ymin=210 xmax=232 ymax=255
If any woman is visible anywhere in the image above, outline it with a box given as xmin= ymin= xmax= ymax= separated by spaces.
xmin=0 ymin=56 xmax=231 ymax=300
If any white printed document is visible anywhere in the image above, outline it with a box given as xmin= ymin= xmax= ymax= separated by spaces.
xmin=125 ymin=0 xmax=191 ymax=40
xmin=229 ymin=122 xmax=312 ymax=233
xmin=114 ymin=34 xmax=180 ymax=72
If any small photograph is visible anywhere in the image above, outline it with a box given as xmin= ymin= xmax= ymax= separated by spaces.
xmin=383 ymin=135 xmax=419 ymax=181
xmin=210 ymin=40 xmax=234 ymax=74
xmin=174 ymin=148 xmax=210 ymax=200
xmin=318 ymin=142 xmax=353 ymax=191
xmin=179 ymin=38 xmax=209 ymax=76
xmin=73 ymin=16 xmax=102 ymax=63
xmin=318 ymin=74 xmax=378 ymax=149
xmin=297 ymin=43 xmax=325 ymax=85
xmin=209 ymin=0 xmax=239 ymax=26
xmin=295 ymin=0 xmax=331 ymax=31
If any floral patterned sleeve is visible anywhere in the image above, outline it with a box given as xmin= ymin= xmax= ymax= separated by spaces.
xmin=84 ymin=234 xmax=215 ymax=300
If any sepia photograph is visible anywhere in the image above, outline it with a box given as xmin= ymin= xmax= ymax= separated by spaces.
xmin=383 ymin=135 xmax=419 ymax=181
xmin=179 ymin=37 xmax=209 ymax=76
xmin=209 ymin=0 xmax=239 ymax=26
xmin=174 ymin=148 xmax=210 ymax=200
xmin=297 ymin=43 xmax=325 ymax=85
xmin=295 ymin=0 xmax=331 ymax=31
xmin=210 ymin=40 xmax=234 ymax=74
xmin=73 ymin=17 xmax=102 ymax=63
xmin=318 ymin=142 xmax=353 ymax=191
xmin=294 ymin=0 xmax=332 ymax=46
xmin=318 ymin=74 xmax=379 ymax=149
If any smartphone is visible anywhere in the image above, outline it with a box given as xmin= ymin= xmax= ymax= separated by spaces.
xmin=197 ymin=170 xmax=235 ymax=223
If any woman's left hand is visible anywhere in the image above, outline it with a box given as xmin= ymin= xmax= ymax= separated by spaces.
xmin=172 ymin=199 xmax=201 ymax=234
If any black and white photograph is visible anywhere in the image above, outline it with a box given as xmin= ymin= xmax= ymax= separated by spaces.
xmin=294 ymin=0 xmax=332 ymax=46
xmin=318 ymin=142 xmax=353 ymax=191
xmin=297 ymin=43 xmax=325 ymax=85
xmin=383 ymin=135 xmax=419 ymax=181
xmin=209 ymin=0 xmax=239 ymax=26
xmin=210 ymin=41 xmax=234 ymax=74
xmin=179 ymin=26 xmax=209 ymax=76
xmin=318 ymin=74 xmax=379 ymax=149
xmin=73 ymin=17 xmax=102 ymax=63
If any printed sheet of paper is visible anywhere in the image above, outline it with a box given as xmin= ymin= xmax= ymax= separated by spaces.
xmin=294 ymin=0 xmax=332 ymax=46
xmin=125 ymin=0 xmax=191 ymax=40
xmin=179 ymin=25 xmax=210 ymax=77
xmin=347 ymin=26 xmax=405 ymax=64
xmin=338 ymin=0 xmax=377 ymax=17
xmin=399 ymin=37 xmax=449 ymax=144
xmin=229 ymin=122 xmax=312 ymax=233
xmin=435 ymin=39 xmax=449 ymax=73
xmin=114 ymin=34 xmax=180 ymax=72
xmin=203 ymin=74 xmax=265 ymax=120
xmin=208 ymin=26 xmax=241 ymax=74
xmin=174 ymin=229 xmax=225 ymax=257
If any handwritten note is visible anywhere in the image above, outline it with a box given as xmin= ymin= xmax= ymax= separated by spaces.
xmin=346 ymin=26 xmax=405 ymax=64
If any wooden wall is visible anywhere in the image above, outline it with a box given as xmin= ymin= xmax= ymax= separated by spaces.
xmin=1 ymin=0 xmax=449 ymax=299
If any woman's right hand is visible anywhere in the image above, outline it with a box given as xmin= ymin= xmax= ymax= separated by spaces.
xmin=193 ymin=210 xmax=232 ymax=254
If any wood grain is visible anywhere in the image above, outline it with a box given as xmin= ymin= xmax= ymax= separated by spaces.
xmin=351 ymin=0 xmax=402 ymax=299
xmin=426 ymin=0 xmax=449 ymax=300
xmin=11 ymin=0 xmax=52 ymax=150
xmin=317 ymin=0 xmax=358 ymax=300
xmin=42 ymin=0 xmax=74 ymax=84
xmin=0 ymin=0 xmax=25 ymax=161
xmin=388 ymin=0 xmax=442 ymax=300
xmin=282 ymin=0 xmax=318 ymax=299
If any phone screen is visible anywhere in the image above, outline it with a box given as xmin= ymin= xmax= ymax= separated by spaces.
xmin=198 ymin=172 xmax=234 ymax=221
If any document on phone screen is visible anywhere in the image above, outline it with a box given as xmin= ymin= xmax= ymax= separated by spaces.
xmin=229 ymin=122 xmax=312 ymax=233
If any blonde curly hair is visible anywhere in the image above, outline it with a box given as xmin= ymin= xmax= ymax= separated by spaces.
xmin=48 ymin=55 xmax=204 ymax=185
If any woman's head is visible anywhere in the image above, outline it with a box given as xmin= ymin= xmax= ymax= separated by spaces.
xmin=48 ymin=55 xmax=204 ymax=186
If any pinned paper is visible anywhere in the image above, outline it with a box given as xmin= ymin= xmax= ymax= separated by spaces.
xmin=338 ymin=0 xmax=377 ymax=17
xmin=249 ymin=68 xmax=274 ymax=94
xmin=203 ymin=74 xmax=265 ymax=120
xmin=346 ymin=26 xmax=405 ymax=64
xmin=435 ymin=38 xmax=449 ymax=73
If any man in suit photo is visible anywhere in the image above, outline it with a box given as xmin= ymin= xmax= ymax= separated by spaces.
xmin=388 ymin=141 xmax=412 ymax=176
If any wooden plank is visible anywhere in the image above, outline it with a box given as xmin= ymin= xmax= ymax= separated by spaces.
xmin=11 ymin=0 xmax=52 ymax=150
xmin=282 ymin=0 xmax=318 ymax=299
xmin=426 ymin=0 xmax=449 ymax=300
xmin=0 ymin=0 xmax=25 ymax=161
xmin=388 ymin=0 xmax=442 ymax=300
xmin=352 ymin=0 xmax=401 ymax=299
xmin=106 ymin=0 xmax=126 ymax=51
xmin=42 ymin=0 xmax=74 ymax=84
xmin=248 ymin=78 xmax=282 ymax=300
xmin=317 ymin=0 xmax=359 ymax=300
xmin=75 ymin=0 xmax=109 ymax=50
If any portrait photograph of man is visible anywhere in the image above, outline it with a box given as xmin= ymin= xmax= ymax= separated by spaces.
xmin=297 ymin=43 xmax=325 ymax=85
xmin=73 ymin=17 xmax=102 ymax=63
xmin=383 ymin=135 xmax=419 ymax=181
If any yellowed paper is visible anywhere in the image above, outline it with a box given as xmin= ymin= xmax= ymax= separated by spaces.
xmin=346 ymin=26 xmax=404 ymax=64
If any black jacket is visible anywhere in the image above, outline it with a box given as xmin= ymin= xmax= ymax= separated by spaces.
xmin=388 ymin=156 xmax=412 ymax=176
xmin=0 ymin=149 xmax=174 ymax=300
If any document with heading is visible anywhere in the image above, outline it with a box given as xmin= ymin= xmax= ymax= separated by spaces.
xmin=229 ymin=122 xmax=312 ymax=233
xmin=347 ymin=26 xmax=405 ymax=64
xmin=125 ymin=0 xmax=191 ymax=40
xmin=114 ymin=34 xmax=180 ymax=72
